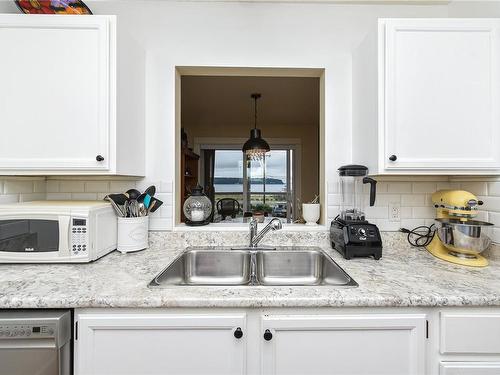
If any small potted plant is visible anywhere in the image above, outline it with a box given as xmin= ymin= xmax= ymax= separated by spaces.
xmin=302 ymin=195 xmax=320 ymax=226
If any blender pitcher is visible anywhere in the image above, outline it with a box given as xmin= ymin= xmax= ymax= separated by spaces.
xmin=338 ymin=165 xmax=377 ymax=222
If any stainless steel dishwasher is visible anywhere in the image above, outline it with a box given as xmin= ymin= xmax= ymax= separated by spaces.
xmin=0 ymin=310 xmax=71 ymax=375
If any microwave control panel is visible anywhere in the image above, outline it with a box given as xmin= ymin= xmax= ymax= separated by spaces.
xmin=71 ymin=218 xmax=88 ymax=255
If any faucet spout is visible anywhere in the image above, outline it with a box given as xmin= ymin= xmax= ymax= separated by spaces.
xmin=249 ymin=218 xmax=283 ymax=248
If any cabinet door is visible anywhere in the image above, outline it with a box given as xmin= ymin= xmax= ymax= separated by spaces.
xmin=0 ymin=15 xmax=111 ymax=171
xmin=261 ymin=314 xmax=426 ymax=375
xmin=440 ymin=362 xmax=500 ymax=375
xmin=382 ymin=19 xmax=500 ymax=171
xmin=75 ymin=313 xmax=246 ymax=375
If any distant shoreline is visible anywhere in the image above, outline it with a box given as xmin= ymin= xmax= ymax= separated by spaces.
xmin=214 ymin=177 xmax=284 ymax=185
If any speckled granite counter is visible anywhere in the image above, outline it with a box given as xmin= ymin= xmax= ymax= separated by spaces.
xmin=1 ymin=231 xmax=499 ymax=309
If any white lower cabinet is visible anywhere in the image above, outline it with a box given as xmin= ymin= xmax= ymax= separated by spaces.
xmin=75 ymin=313 xmax=246 ymax=375
xmin=260 ymin=314 xmax=426 ymax=375
xmin=440 ymin=362 xmax=500 ymax=375
xmin=75 ymin=308 xmax=500 ymax=375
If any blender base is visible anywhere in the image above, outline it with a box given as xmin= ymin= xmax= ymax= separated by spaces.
xmin=330 ymin=218 xmax=383 ymax=260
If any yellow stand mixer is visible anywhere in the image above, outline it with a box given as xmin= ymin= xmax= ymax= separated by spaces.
xmin=427 ymin=190 xmax=493 ymax=267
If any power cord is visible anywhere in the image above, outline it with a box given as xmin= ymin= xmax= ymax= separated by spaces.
xmin=400 ymin=224 xmax=436 ymax=247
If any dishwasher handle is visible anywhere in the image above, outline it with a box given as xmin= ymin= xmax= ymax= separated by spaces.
xmin=0 ymin=338 xmax=57 ymax=349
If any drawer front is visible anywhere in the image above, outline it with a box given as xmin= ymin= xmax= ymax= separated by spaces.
xmin=440 ymin=362 xmax=500 ymax=375
xmin=441 ymin=312 xmax=500 ymax=354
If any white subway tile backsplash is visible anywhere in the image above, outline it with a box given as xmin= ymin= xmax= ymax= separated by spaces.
xmin=401 ymin=194 xmax=425 ymax=207
xmin=4 ymin=180 xmax=34 ymax=194
xmin=149 ymin=218 xmax=173 ymax=231
xmin=160 ymin=180 xmax=173 ymax=193
xmin=375 ymin=182 xmax=389 ymax=193
xmin=85 ymin=181 xmax=110 ymax=193
xmin=0 ymin=194 xmax=19 ymax=204
xmin=460 ymin=182 xmax=488 ymax=196
xmin=97 ymin=193 xmax=108 ymax=200
xmin=387 ymin=182 xmax=412 ymax=193
xmin=47 ymin=193 xmax=72 ymax=200
xmin=155 ymin=193 xmax=173 ymax=207
xmin=436 ymin=182 xmax=461 ymax=190
xmin=400 ymin=218 xmax=426 ymax=229
xmin=478 ymin=196 xmax=500 ymax=212
xmin=46 ymin=180 xmax=60 ymax=193
xmin=411 ymin=206 xmax=435 ymax=219
xmin=109 ymin=181 xmax=136 ymax=194
xmin=412 ymin=182 xmax=437 ymax=194
xmin=71 ymin=193 xmax=98 ymax=200
xmin=364 ymin=206 xmax=388 ymax=219
xmin=33 ymin=180 xmax=46 ymax=193
xmin=327 ymin=181 xmax=336 ymax=194
xmin=492 ymin=227 xmax=500 ymax=243
xmin=488 ymin=182 xmax=500 ymax=197
xmin=59 ymin=181 xmax=85 ymax=193
xmin=400 ymin=207 xmax=412 ymax=219
xmin=136 ymin=180 xmax=160 ymax=192
xmin=371 ymin=194 xmax=400 ymax=206
xmin=19 ymin=193 xmax=45 ymax=202
xmin=487 ymin=211 xmax=500 ymax=227
xmin=475 ymin=210 xmax=488 ymax=222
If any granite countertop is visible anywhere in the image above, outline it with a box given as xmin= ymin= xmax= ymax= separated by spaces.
xmin=1 ymin=231 xmax=499 ymax=309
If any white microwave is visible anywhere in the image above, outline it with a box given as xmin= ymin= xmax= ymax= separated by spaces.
xmin=0 ymin=201 xmax=117 ymax=263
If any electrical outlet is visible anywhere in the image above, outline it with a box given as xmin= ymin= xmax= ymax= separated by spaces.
xmin=389 ymin=202 xmax=401 ymax=222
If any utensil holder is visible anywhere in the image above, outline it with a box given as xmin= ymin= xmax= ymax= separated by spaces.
xmin=117 ymin=216 xmax=149 ymax=254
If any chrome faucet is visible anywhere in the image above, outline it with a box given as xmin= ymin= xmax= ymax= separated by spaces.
xmin=249 ymin=218 xmax=283 ymax=248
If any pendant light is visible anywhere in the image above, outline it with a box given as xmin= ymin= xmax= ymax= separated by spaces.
xmin=242 ymin=93 xmax=270 ymax=161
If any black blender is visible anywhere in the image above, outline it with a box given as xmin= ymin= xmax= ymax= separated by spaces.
xmin=330 ymin=165 xmax=382 ymax=260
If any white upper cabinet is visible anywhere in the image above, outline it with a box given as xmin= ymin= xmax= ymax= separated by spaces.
xmin=353 ymin=19 xmax=500 ymax=175
xmin=0 ymin=15 xmax=145 ymax=176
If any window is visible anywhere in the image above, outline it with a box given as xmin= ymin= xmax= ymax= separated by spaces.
xmin=209 ymin=148 xmax=297 ymax=223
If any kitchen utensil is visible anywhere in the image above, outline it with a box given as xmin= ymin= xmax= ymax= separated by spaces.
xmin=148 ymin=198 xmax=163 ymax=213
xmin=144 ymin=185 xmax=156 ymax=198
xmin=138 ymin=202 xmax=148 ymax=217
xmin=330 ymin=165 xmax=382 ymax=260
xmin=126 ymin=189 xmax=141 ymax=200
xmin=104 ymin=195 xmax=126 ymax=217
xmin=107 ymin=193 xmax=128 ymax=206
xmin=144 ymin=194 xmax=152 ymax=209
xmin=426 ymin=190 xmax=493 ymax=267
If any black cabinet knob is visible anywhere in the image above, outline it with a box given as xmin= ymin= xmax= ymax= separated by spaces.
xmin=389 ymin=155 xmax=397 ymax=161
xmin=234 ymin=327 xmax=243 ymax=339
xmin=263 ymin=329 xmax=273 ymax=341
xmin=96 ymin=155 xmax=105 ymax=162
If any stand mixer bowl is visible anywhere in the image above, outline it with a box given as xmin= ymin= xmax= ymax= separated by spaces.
xmin=435 ymin=218 xmax=493 ymax=256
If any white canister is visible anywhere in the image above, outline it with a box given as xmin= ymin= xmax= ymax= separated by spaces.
xmin=302 ymin=203 xmax=320 ymax=226
xmin=117 ymin=216 xmax=149 ymax=253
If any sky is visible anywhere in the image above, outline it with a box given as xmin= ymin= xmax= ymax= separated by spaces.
xmin=214 ymin=150 xmax=287 ymax=181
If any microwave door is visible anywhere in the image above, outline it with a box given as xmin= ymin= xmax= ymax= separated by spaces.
xmin=0 ymin=219 xmax=59 ymax=253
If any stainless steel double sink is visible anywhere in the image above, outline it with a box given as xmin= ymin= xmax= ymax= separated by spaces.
xmin=149 ymin=247 xmax=358 ymax=287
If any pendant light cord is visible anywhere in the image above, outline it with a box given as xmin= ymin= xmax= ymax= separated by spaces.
xmin=254 ymin=96 xmax=257 ymax=129
xmin=251 ymin=93 xmax=261 ymax=129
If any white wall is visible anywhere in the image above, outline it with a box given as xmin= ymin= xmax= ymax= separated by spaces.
xmin=4 ymin=1 xmax=500 ymax=232
xmin=92 ymin=0 xmax=447 ymax=230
